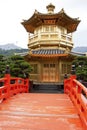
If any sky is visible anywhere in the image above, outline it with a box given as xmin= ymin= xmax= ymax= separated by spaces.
xmin=0 ymin=0 xmax=87 ymax=49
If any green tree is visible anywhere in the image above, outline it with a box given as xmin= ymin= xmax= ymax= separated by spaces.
xmin=8 ymin=55 xmax=32 ymax=78
xmin=72 ymin=56 xmax=87 ymax=81
xmin=0 ymin=54 xmax=32 ymax=78
xmin=0 ymin=55 xmax=8 ymax=77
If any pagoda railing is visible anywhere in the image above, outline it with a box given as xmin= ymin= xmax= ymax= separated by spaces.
xmin=64 ymin=75 xmax=87 ymax=130
xmin=0 ymin=74 xmax=29 ymax=103
xmin=28 ymin=32 xmax=73 ymax=47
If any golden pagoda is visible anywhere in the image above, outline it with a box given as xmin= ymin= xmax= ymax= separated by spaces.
xmin=21 ymin=3 xmax=80 ymax=84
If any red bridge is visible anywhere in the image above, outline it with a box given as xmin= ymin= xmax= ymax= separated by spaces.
xmin=0 ymin=74 xmax=87 ymax=130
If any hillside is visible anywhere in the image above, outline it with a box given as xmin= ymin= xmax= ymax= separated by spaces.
xmin=0 ymin=43 xmax=28 ymax=56
xmin=0 ymin=48 xmax=28 ymax=56
xmin=0 ymin=43 xmax=21 ymax=50
xmin=72 ymin=46 xmax=87 ymax=53
xmin=0 ymin=43 xmax=87 ymax=56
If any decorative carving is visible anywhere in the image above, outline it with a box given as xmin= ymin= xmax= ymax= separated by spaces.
xmin=34 ymin=9 xmax=38 ymax=14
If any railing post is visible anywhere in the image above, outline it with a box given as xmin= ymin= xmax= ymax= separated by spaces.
xmin=27 ymin=76 xmax=30 ymax=92
xmin=26 ymin=78 xmax=29 ymax=92
xmin=4 ymin=74 xmax=10 ymax=98
xmin=64 ymin=74 xmax=76 ymax=94
xmin=70 ymin=75 xmax=76 ymax=90
xmin=24 ymin=73 xmax=29 ymax=92
xmin=4 ymin=65 xmax=10 ymax=98
xmin=64 ymin=73 xmax=68 ymax=93
xmin=70 ymin=75 xmax=77 ymax=81
xmin=69 ymin=64 xmax=77 ymax=95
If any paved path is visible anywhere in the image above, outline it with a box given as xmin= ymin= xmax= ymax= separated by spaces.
xmin=0 ymin=93 xmax=84 ymax=130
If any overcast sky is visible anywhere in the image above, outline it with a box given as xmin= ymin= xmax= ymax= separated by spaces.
xmin=0 ymin=0 xmax=87 ymax=48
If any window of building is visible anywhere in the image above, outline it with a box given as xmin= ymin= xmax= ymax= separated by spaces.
xmin=67 ymin=64 xmax=71 ymax=74
xmin=50 ymin=64 xmax=55 ymax=68
xmin=62 ymin=64 xmax=71 ymax=74
xmin=62 ymin=64 xmax=67 ymax=74
xmin=45 ymin=26 xmax=49 ymax=32
xmin=50 ymin=26 xmax=54 ymax=32
xmin=44 ymin=64 xmax=49 ymax=68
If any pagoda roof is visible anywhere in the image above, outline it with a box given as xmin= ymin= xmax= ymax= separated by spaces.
xmin=32 ymin=48 xmax=64 ymax=55
xmin=28 ymin=49 xmax=68 ymax=58
xmin=21 ymin=8 xmax=80 ymax=33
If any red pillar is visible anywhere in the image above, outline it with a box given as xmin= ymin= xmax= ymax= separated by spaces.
xmin=24 ymin=78 xmax=29 ymax=93
xmin=64 ymin=75 xmax=76 ymax=94
xmin=4 ymin=74 xmax=10 ymax=98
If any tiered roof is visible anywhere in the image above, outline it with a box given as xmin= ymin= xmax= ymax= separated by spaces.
xmin=21 ymin=4 xmax=80 ymax=33
xmin=27 ymin=49 xmax=68 ymax=58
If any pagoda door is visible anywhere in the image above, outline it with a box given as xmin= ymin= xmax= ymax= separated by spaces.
xmin=42 ymin=63 xmax=56 ymax=82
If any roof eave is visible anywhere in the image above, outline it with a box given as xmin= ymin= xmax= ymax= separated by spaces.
xmin=21 ymin=8 xmax=80 ymax=33
xmin=29 ymin=53 xmax=68 ymax=58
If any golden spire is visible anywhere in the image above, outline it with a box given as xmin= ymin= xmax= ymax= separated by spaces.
xmin=46 ymin=3 xmax=55 ymax=14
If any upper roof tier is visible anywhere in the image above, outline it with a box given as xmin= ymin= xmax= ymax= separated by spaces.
xmin=21 ymin=3 xmax=80 ymax=33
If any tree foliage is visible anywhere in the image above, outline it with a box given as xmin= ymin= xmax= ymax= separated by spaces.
xmin=0 ymin=54 xmax=32 ymax=78
xmin=72 ymin=56 xmax=87 ymax=81
xmin=0 ymin=55 xmax=7 ymax=77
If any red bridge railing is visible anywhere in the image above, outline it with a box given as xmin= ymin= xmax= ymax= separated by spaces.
xmin=0 ymin=74 xmax=29 ymax=103
xmin=64 ymin=75 xmax=87 ymax=129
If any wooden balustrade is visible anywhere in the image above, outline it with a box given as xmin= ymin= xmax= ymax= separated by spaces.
xmin=64 ymin=75 xmax=87 ymax=130
xmin=0 ymin=74 xmax=29 ymax=103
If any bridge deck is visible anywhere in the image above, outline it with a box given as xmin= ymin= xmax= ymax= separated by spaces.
xmin=0 ymin=93 xmax=84 ymax=130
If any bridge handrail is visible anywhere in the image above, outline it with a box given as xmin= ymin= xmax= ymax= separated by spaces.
xmin=64 ymin=75 xmax=87 ymax=130
xmin=0 ymin=74 xmax=29 ymax=103
xmin=73 ymin=79 xmax=87 ymax=97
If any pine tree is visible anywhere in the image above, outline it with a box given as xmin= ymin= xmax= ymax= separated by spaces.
xmin=0 ymin=55 xmax=32 ymax=78
xmin=73 ymin=56 xmax=87 ymax=81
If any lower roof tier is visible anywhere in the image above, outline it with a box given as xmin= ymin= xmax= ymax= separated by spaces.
xmin=27 ymin=48 xmax=71 ymax=58
xmin=32 ymin=48 xmax=64 ymax=55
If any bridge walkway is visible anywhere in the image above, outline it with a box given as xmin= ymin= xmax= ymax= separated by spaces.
xmin=0 ymin=93 xmax=84 ymax=130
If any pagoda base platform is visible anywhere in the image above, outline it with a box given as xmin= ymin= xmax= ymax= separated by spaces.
xmin=29 ymin=82 xmax=64 ymax=93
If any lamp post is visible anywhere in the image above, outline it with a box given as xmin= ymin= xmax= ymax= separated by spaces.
xmin=64 ymin=73 xmax=68 ymax=79
xmin=71 ymin=64 xmax=76 ymax=75
xmin=5 ymin=65 xmax=10 ymax=74
xmin=78 ymin=64 xmax=83 ymax=82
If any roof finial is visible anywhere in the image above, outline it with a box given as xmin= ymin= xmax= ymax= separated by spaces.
xmin=34 ymin=9 xmax=38 ymax=14
xmin=61 ymin=8 xmax=64 ymax=13
xmin=46 ymin=3 xmax=55 ymax=14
